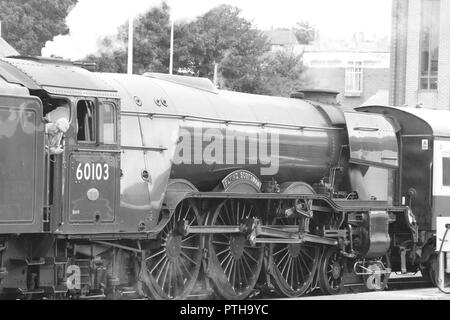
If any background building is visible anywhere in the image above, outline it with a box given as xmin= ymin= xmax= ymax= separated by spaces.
xmin=264 ymin=29 xmax=302 ymax=54
xmin=303 ymin=50 xmax=390 ymax=107
xmin=390 ymin=0 xmax=450 ymax=109
xmin=265 ymin=28 xmax=391 ymax=107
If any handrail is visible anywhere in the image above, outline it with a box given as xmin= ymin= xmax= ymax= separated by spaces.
xmin=120 ymin=110 xmax=343 ymax=132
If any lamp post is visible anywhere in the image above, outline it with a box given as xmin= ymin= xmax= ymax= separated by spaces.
xmin=127 ymin=14 xmax=134 ymax=75
xmin=169 ymin=13 xmax=174 ymax=74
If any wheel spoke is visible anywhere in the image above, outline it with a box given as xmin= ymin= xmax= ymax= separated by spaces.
xmin=181 ymin=234 xmax=197 ymax=243
xmin=246 ymin=206 xmax=254 ymax=219
xmin=213 ymin=240 xmax=230 ymax=246
xmin=273 ymin=246 xmax=288 ymax=256
xmin=181 ymin=245 xmax=199 ymax=250
xmin=230 ymin=259 xmax=237 ymax=290
xmin=289 ymin=257 xmax=295 ymax=287
xmin=295 ymin=257 xmax=306 ymax=282
xmin=167 ymin=262 xmax=173 ymax=297
xmin=216 ymin=247 xmax=230 ymax=257
xmin=300 ymin=248 xmax=314 ymax=262
xmin=180 ymin=251 xmax=196 ymax=265
xmin=276 ymin=250 xmax=290 ymax=268
xmin=150 ymin=255 xmax=167 ymax=274
xmin=155 ymin=257 xmax=169 ymax=282
xmin=146 ymin=248 xmax=166 ymax=261
xmin=224 ymin=202 xmax=232 ymax=225
xmin=218 ymin=214 xmax=226 ymax=225
xmin=298 ymin=254 xmax=312 ymax=274
xmin=242 ymin=202 xmax=246 ymax=220
xmin=242 ymin=253 xmax=253 ymax=275
xmin=179 ymin=257 xmax=192 ymax=280
xmin=220 ymin=252 xmax=232 ymax=268
xmin=224 ymin=256 xmax=234 ymax=277
xmin=281 ymin=256 xmax=292 ymax=278
xmin=178 ymin=201 xmax=184 ymax=221
xmin=243 ymin=248 xmax=258 ymax=264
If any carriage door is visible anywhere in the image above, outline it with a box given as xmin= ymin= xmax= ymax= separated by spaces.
xmin=65 ymin=99 xmax=120 ymax=231
xmin=432 ymin=139 xmax=450 ymax=229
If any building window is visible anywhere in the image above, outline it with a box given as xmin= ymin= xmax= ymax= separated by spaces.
xmin=345 ymin=61 xmax=363 ymax=97
xmin=419 ymin=0 xmax=440 ymax=90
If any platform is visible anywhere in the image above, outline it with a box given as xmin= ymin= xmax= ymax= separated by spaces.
xmin=299 ymin=288 xmax=450 ymax=300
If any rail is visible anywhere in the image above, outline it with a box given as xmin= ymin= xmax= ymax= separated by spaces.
xmin=120 ymin=110 xmax=344 ymax=132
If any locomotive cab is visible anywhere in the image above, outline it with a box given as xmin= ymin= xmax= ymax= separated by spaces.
xmin=0 ymin=57 xmax=122 ymax=235
xmin=58 ymin=97 xmax=121 ymax=234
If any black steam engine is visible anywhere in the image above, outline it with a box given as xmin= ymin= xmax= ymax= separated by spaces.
xmin=0 ymin=55 xmax=445 ymax=299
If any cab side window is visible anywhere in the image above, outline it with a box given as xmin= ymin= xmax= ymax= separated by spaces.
xmin=99 ymin=103 xmax=117 ymax=144
xmin=77 ymin=100 xmax=95 ymax=142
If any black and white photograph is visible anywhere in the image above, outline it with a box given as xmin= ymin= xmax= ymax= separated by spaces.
xmin=0 ymin=0 xmax=449 ymax=309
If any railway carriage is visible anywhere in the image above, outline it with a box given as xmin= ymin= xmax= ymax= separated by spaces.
xmin=0 ymin=55 xmax=444 ymax=299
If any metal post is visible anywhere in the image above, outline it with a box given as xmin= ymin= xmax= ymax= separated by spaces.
xmin=213 ymin=63 xmax=218 ymax=87
xmin=169 ymin=18 xmax=174 ymax=75
xmin=439 ymin=251 xmax=445 ymax=291
xmin=127 ymin=15 xmax=134 ymax=75
xmin=0 ymin=21 xmax=2 ymax=37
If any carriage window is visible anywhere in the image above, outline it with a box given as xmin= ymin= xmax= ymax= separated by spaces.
xmin=77 ymin=100 xmax=96 ymax=142
xmin=99 ymin=103 xmax=116 ymax=144
xmin=443 ymin=157 xmax=450 ymax=186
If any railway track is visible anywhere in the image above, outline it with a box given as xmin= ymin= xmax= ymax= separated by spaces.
xmin=248 ymin=273 xmax=433 ymax=300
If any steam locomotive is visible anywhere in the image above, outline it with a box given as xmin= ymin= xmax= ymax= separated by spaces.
xmin=0 ymin=55 xmax=445 ymax=299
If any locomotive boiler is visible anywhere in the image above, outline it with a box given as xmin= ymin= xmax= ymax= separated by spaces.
xmin=0 ymin=55 xmax=434 ymax=300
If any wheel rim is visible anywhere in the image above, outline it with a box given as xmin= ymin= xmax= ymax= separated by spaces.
xmin=142 ymin=199 xmax=203 ymax=300
xmin=319 ymin=249 xmax=344 ymax=295
xmin=207 ymin=199 xmax=264 ymax=300
xmin=269 ymin=217 xmax=320 ymax=297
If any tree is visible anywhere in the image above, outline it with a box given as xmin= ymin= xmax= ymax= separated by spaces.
xmin=0 ymin=0 xmax=77 ymax=56
xmin=259 ymin=51 xmax=309 ymax=97
xmin=221 ymin=50 xmax=308 ymax=97
xmin=293 ymin=21 xmax=316 ymax=45
xmin=182 ymin=5 xmax=268 ymax=79
xmin=87 ymin=2 xmax=172 ymax=75
xmin=86 ymin=3 xmax=308 ymax=97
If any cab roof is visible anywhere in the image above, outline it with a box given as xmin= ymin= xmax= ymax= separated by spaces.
xmin=357 ymin=105 xmax=450 ymax=138
xmin=0 ymin=56 xmax=118 ymax=98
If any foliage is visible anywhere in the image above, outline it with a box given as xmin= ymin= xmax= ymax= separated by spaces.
xmin=221 ymin=50 xmax=308 ymax=96
xmin=86 ymin=2 xmax=309 ymax=97
xmin=259 ymin=51 xmax=308 ymax=96
xmin=180 ymin=5 xmax=268 ymax=78
xmin=86 ymin=2 xmax=173 ymax=75
xmin=293 ymin=20 xmax=316 ymax=45
xmin=0 ymin=0 xmax=77 ymax=56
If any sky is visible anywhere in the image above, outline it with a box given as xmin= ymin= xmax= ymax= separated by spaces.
xmin=42 ymin=0 xmax=393 ymax=60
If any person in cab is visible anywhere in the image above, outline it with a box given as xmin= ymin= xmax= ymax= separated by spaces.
xmin=44 ymin=103 xmax=70 ymax=155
